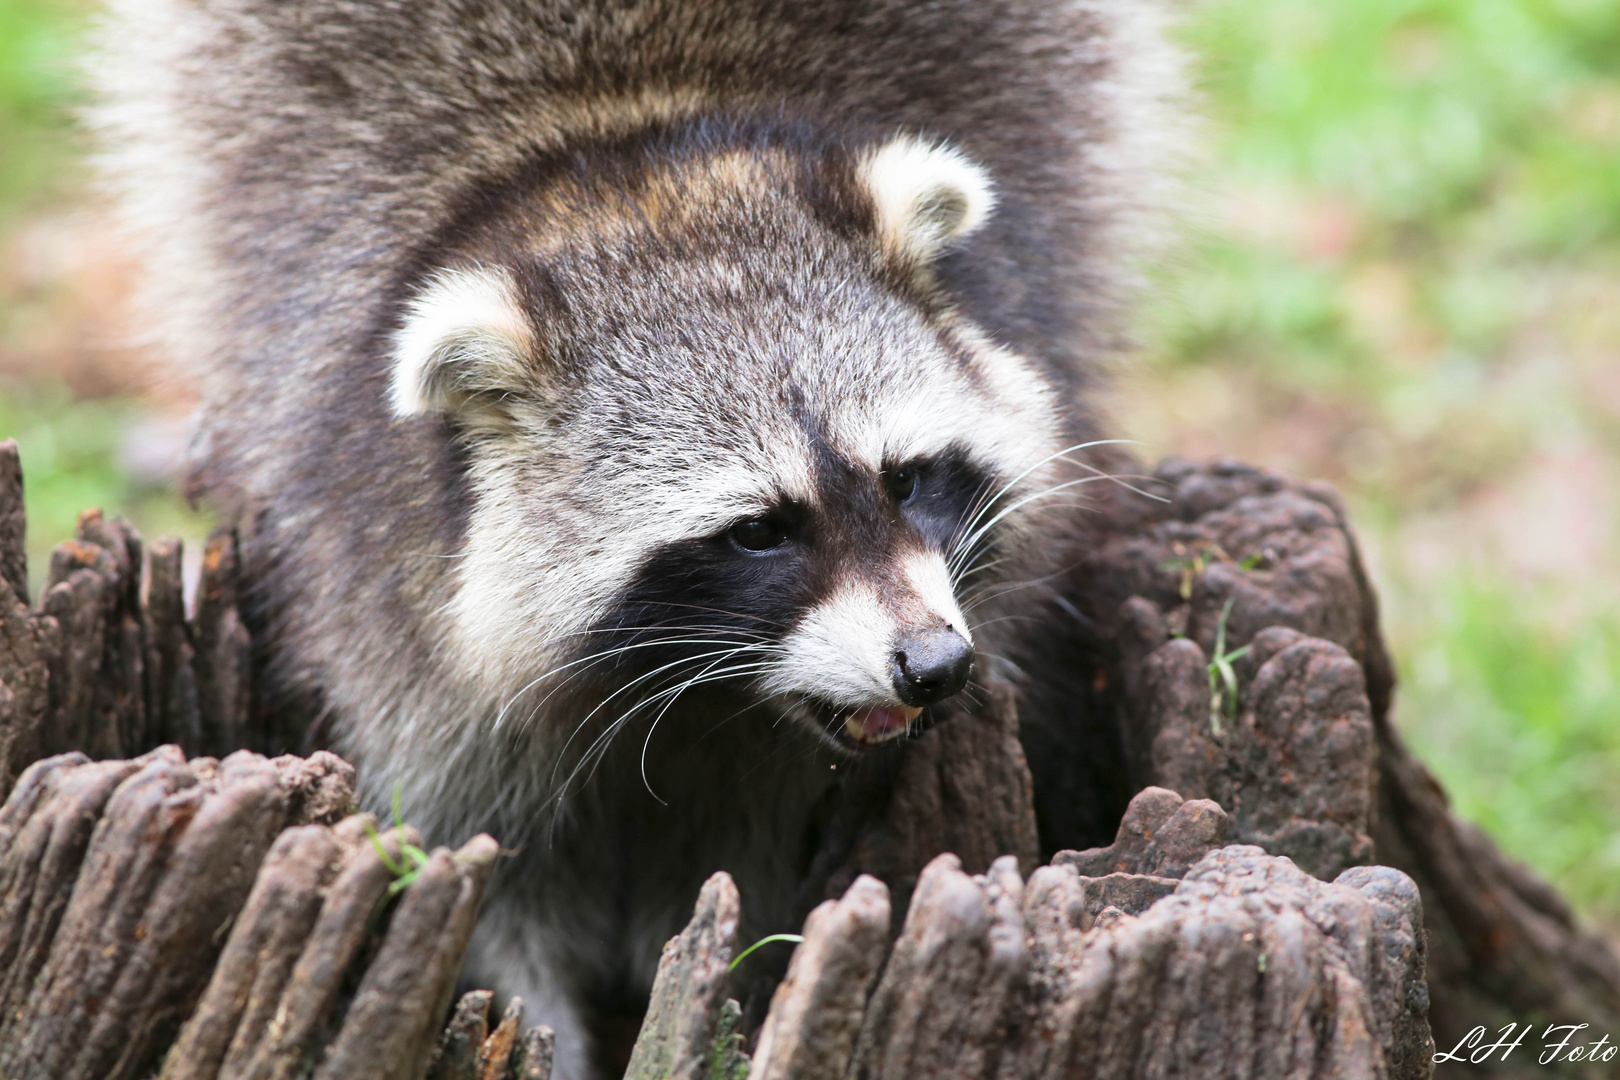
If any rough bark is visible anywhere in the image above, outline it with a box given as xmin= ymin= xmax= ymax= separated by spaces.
xmin=147 ymin=535 xmax=204 ymax=752
xmin=749 ymin=875 xmax=891 ymax=1080
xmin=0 ymin=441 xmax=45 ymax=791
xmin=624 ymin=871 xmax=742 ymax=1080
xmin=0 ymin=450 xmax=287 ymax=776
xmin=193 ymin=529 xmax=254 ymax=756
xmin=0 ymin=746 xmax=544 ymax=1080
xmin=1052 ymin=458 xmax=1620 ymax=1073
xmin=0 ymin=440 xmax=26 ymax=607
xmin=626 ymin=800 xmax=1430 ymax=1080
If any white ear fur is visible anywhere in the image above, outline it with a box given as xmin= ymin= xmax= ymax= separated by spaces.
xmin=390 ymin=267 xmax=536 ymax=417
xmin=859 ymin=135 xmax=996 ymax=265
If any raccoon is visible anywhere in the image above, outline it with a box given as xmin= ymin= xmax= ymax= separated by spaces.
xmin=95 ymin=1 xmax=1180 ymax=1075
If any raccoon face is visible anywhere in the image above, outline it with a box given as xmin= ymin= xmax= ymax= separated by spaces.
xmin=390 ymin=130 xmax=1064 ymax=753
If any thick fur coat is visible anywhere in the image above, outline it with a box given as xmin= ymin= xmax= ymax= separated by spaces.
xmin=95 ymin=2 xmax=1181 ymax=1075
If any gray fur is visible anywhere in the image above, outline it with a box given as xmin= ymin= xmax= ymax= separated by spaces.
xmin=94 ymin=2 xmax=1182 ymax=1076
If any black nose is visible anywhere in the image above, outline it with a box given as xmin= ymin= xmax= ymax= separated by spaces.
xmin=892 ymin=627 xmax=973 ymax=706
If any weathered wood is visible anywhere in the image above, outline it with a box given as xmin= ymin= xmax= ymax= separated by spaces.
xmin=148 ymin=535 xmax=203 ymax=752
xmin=1374 ymin=721 xmax=1620 ymax=1069
xmin=75 ymin=511 xmax=154 ymax=755
xmin=0 ymin=439 xmax=27 ymax=606
xmin=0 ymin=748 xmax=285 ymax=1079
xmin=194 ymin=528 xmax=253 ymax=756
xmin=430 ymin=991 xmax=493 ymax=1080
xmin=632 ymin=810 xmax=1432 ymax=1080
xmin=429 ymin=1004 xmax=558 ymax=1080
xmin=1050 ymin=846 xmax=1428 ymax=1079
xmin=0 ymin=486 xmax=266 ymax=798
xmin=160 ymin=823 xmax=348 ymax=1080
xmin=511 ymin=1026 xmax=557 ymax=1080
xmin=1052 ymin=785 xmax=1229 ymax=880
xmin=1117 ymin=621 xmax=1378 ymax=880
xmin=0 ymin=751 xmax=138 ymax=1023
xmin=812 ymin=678 xmax=1042 ymax=928
xmin=1057 ymin=458 xmax=1620 ymax=1070
xmin=0 ymin=748 xmax=529 ymax=1080
xmin=992 ymin=864 xmax=1090 ymax=1079
xmin=40 ymin=557 xmax=115 ymax=759
xmin=749 ymin=875 xmax=891 ymax=1080
xmin=314 ymin=834 xmax=501 ymax=1080
xmin=850 ymin=854 xmax=1028 ymax=1080
xmin=624 ymin=871 xmax=741 ymax=1080
xmin=236 ymin=817 xmax=418 ymax=1079
xmin=270 ymin=748 xmax=357 ymax=826
xmin=0 ymin=550 xmax=49 ymax=793
xmin=478 ymin=996 xmax=526 ymax=1080
xmin=0 ymin=440 xmax=26 ymax=605
xmin=416 ymin=836 xmax=505 ymax=1073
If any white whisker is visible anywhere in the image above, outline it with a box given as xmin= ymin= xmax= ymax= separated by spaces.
xmin=546 ymin=644 xmax=772 ymax=786
xmin=492 ymin=631 xmax=768 ymax=731
xmin=944 ymin=439 xmax=1136 ymax=570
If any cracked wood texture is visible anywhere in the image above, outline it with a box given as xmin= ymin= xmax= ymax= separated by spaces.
xmin=0 ymin=746 xmax=538 ymax=1080
xmin=632 ymin=795 xmax=1429 ymax=1080
xmin=3 ymin=441 xmax=1619 ymax=1075
xmin=1048 ymin=457 xmax=1620 ymax=1075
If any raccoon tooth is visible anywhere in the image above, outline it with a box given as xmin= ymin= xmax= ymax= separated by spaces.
xmin=843 ymin=712 xmax=868 ymax=742
xmin=844 ymin=705 xmax=924 ymax=745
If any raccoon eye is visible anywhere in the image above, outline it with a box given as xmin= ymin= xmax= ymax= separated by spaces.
xmin=884 ymin=467 xmax=918 ymax=502
xmin=729 ymin=517 xmax=787 ymax=553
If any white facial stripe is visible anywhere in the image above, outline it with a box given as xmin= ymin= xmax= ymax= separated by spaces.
xmin=635 ymin=456 xmax=815 ymax=536
xmin=824 ymin=336 xmax=1061 ymax=498
xmin=449 ymin=425 xmax=821 ymax=697
xmin=762 ymin=580 xmax=899 ymax=707
xmin=965 ymin=336 xmax=1064 ymax=465
xmin=450 ymin=466 xmax=637 ymax=696
xmin=902 ymin=551 xmax=970 ymax=640
xmin=831 ymin=379 xmax=958 ymax=467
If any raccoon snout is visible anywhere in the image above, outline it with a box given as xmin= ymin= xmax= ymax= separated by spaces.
xmin=891 ymin=627 xmax=973 ymax=706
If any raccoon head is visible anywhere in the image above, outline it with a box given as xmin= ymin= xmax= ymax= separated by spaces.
xmin=390 ymin=126 xmax=1067 ymax=755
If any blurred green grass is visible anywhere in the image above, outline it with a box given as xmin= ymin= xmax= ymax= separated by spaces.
xmin=0 ymin=0 xmax=212 ymax=590
xmin=0 ymin=0 xmax=88 ymax=225
xmin=0 ymin=0 xmax=1616 ymax=927
xmin=1404 ymin=582 xmax=1620 ymax=916
xmin=0 ymin=379 xmax=214 ymax=597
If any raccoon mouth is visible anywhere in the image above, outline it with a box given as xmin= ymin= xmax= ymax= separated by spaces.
xmin=839 ymin=704 xmax=923 ymax=747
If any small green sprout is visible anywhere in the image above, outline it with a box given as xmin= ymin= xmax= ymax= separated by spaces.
xmin=1208 ymin=596 xmax=1252 ymax=736
xmin=1160 ymin=546 xmax=1211 ymax=601
xmin=362 ymin=782 xmax=432 ymax=896
xmin=728 ymin=933 xmax=805 ymax=972
xmin=1162 ymin=544 xmax=1264 ymax=600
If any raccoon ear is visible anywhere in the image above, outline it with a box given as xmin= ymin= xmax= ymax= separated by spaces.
xmin=859 ymin=135 xmax=996 ymax=266
xmin=390 ymin=267 xmax=538 ymax=418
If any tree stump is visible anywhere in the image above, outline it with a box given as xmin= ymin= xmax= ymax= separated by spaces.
xmin=3 ymin=436 xmax=1619 ymax=1076
xmin=0 ymin=746 xmax=535 ymax=1080
xmin=642 ymin=791 xmax=1431 ymax=1080
xmin=1052 ymin=458 xmax=1620 ymax=1074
